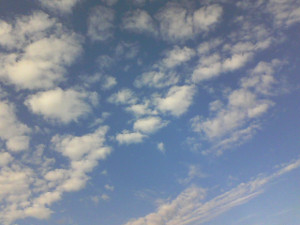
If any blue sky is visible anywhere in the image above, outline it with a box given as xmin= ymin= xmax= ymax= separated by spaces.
xmin=0 ymin=0 xmax=300 ymax=224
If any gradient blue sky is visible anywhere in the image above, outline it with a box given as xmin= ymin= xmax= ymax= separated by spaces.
xmin=0 ymin=0 xmax=300 ymax=224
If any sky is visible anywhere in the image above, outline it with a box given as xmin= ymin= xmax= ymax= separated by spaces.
xmin=0 ymin=0 xmax=300 ymax=224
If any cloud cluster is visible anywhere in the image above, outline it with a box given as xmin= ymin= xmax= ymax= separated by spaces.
xmin=126 ymin=158 xmax=300 ymax=225
xmin=191 ymin=60 xmax=281 ymax=154
xmin=0 ymin=126 xmax=111 ymax=224
xmin=0 ymin=12 xmax=82 ymax=90
xmin=122 ymin=3 xmax=223 ymax=42
xmin=88 ymin=5 xmax=115 ymax=41
xmin=0 ymin=100 xmax=31 ymax=152
xmin=39 ymin=0 xmax=80 ymax=13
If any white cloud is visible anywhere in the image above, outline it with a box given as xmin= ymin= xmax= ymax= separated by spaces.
xmin=52 ymin=126 xmax=110 ymax=161
xmin=266 ymin=0 xmax=300 ymax=27
xmin=155 ymin=85 xmax=196 ymax=116
xmin=192 ymin=53 xmax=253 ymax=83
xmin=191 ymin=60 xmax=280 ymax=154
xmin=102 ymin=0 xmax=118 ymax=6
xmin=115 ymin=130 xmax=146 ymax=145
xmin=0 ymin=12 xmax=82 ymax=90
xmin=157 ymin=142 xmax=165 ymax=153
xmin=0 ymin=152 xmax=13 ymax=166
xmin=88 ymin=6 xmax=115 ymax=41
xmin=125 ymin=158 xmax=300 ymax=225
xmin=39 ymin=0 xmax=80 ymax=13
xmin=105 ymin=184 xmax=115 ymax=191
xmin=125 ymin=101 xmax=157 ymax=117
xmin=162 ymin=46 xmax=196 ymax=68
xmin=156 ymin=3 xmax=223 ymax=42
xmin=108 ymin=89 xmax=138 ymax=105
xmin=25 ymin=88 xmax=95 ymax=124
xmin=102 ymin=75 xmax=117 ymax=90
xmin=0 ymin=126 xmax=111 ymax=224
xmin=133 ymin=116 xmax=168 ymax=134
xmin=0 ymin=100 xmax=31 ymax=152
xmin=101 ymin=194 xmax=110 ymax=201
xmin=178 ymin=165 xmax=207 ymax=184
xmin=134 ymin=71 xmax=179 ymax=88
xmin=123 ymin=9 xmax=157 ymax=35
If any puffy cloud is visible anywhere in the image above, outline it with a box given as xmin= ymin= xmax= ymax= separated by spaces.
xmin=162 ymin=46 xmax=196 ymax=68
xmin=0 ymin=100 xmax=31 ymax=152
xmin=155 ymin=85 xmax=196 ymax=116
xmin=25 ymin=88 xmax=96 ymax=124
xmin=156 ymin=3 xmax=222 ymax=42
xmin=0 ymin=152 xmax=13 ymax=166
xmin=133 ymin=116 xmax=168 ymax=134
xmin=134 ymin=71 xmax=179 ymax=88
xmin=102 ymin=75 xmax=117 ymax=90
xmin=125 ymin=101 xmax=157 ymax=117
xmin=101 ymin=0 xmax=118 ymax=6
xmin=39 ymin=0 xmax=80 ymax=13
xmin=88 ymin=6 xmax=115 ymax=41
xmin=52 ymin=126 xmax=110 ymax=161
xmin=115 ymin=130 xmax=146 ymax=145
xmin=157 ymin=142 xmax=165 ymax=153
xmin=0 ymin=126 xmax=111 ymax=224
xmin=191 ymin=60 xmax=280 ymax=154
xmin=125 ymin=158 xmax=300 ymax=225
xmin=0 ymin=12 xmax=82 ymax=90
xmin=122 ymin=9 xmax=157 ymax=35
xmin=108 ymin=89 xmax=138 ymax=105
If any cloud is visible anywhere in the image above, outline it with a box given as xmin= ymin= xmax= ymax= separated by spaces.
xmin=191 ymin=60 xmax=280 ymax=154
xmin=39 ymin=0 xmax=80 ymax=13
xmin=157 ymin=142 xmax=165 ymax=153
xmin=125 ymin=158 xmax=300 ymax=225
xmin=102 ymin=0 xmax=118 ymax=6
xmin=0 ymin=152 xmax=13 ymax=166
xmin=102 ymin=75 xmax=117 ymax=90
xmin=0 ymin=12 xmax=82 ymax=90
xmin=52 ymin=126 xmax=110 ymax=162
xmin=122 ymin=9 xmax=157 ymax=35
xmin=108 ymin=88 xmax=138 ymax=105
xmin=88 ymin=5 xmax=115 ymax=41
xmin=155 ymin=85 xmax=196 ymax=116
xmin=0 ymin=126 xmax=111 ymax=224
xmin=25 ymin=88 xmax=96 ymax=124
xmin=125 ymin=101 xmax=157 ymax=117
xmin=156 ymin=3 xmax=222 ymax=42
xmin=178 ymin=165 xmax=207 ymax=184
xmin=115 ymin=130 xmax=146 ymax=145
xmin=105 ymin=184 xmax=115 ymax=191
xmin=162 ymin=46 xmax=196 ymax=69
xmin=133 ymin=116 xmax=168 ymax=134
xmin=0 ymin=100 xmax=31 ymax=152
xmin=134 ymin=71 xmax=179 ymax=88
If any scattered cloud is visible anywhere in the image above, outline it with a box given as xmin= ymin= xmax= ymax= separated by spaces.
xmin=125 ymin=157 xmax=300 ymax=225
xmin=0 ymin=12 xmax=82 ymax=90
xmin=39 ymin=0 xmax=80 ymax=14
xmin=108 ymin=88 xmax=138 ymax=105
xmin=122 ymin=9 xmax=157 ymax=35
xmin=134 ymin=71 xmax=179 ymax=88
xmin=88 ymin=5 xmax=115 ymax=41
xmin=191 ymin=60 xmax=281 ymax=154
xmin=157 ymin=142 xmax=165 ymax=153
xmin=156 ymin=3 xmax=223 ymax=42
xmin=0 ymin=100 xmax=31 ymax=152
